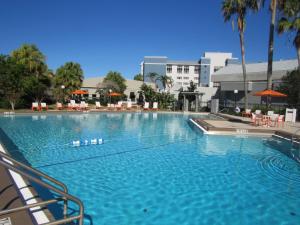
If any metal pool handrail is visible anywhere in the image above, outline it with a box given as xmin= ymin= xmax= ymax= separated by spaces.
xmin=0 ymin=151 xmax=84 ymax=225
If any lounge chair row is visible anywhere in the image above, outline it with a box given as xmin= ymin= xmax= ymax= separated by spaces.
xmin=32 ymin=101 xmax=159 ymax=111
xmin=250 ymin=110 xmax=285 ymax=127
xmin=32 ymin=102 xmax=48 ymax=111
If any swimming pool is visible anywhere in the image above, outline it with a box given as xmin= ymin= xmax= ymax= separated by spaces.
xmin=0 ymin=112 xmax=299 ymax=225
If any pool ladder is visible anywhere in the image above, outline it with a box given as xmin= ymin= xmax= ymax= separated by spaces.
xmin=0 ymin=151 xmax=84 ymax=225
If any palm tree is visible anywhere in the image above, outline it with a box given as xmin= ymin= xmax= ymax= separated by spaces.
xmin=222 ymin=0 xmax=260 ymax=109
xmin=267 ymin=0 xmax=278 ymax=90
xmin=54 ymin=62 xmax=84 ymax=99
xmin=146 ymin=72 xmax=158 ymax=83
xmin=11 ymin=44 xmax=47 ymax=77
xmin=155 ymin=75 xmax=173 ymax=91
xmin=277 ymin=0 xmax=300 ymax=70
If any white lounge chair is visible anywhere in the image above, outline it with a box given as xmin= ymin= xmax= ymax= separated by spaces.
xmin=69 ymin=100 xmax=78 ymax=110
xmin=144 ymin=102 xmax=149 ymax=110
xmin=95 ymin=101 xmax=102 ymax=109
xmin=242 ymin=109 xmax=251 ymax=117
xmin=152 ymin=102 xmax=158 ymax=110
xmin=80 ymin=101 xmax=88 ymax=110
xmin=40 ymin=102 xmax=48 ymax=111
xmin=32 ymin=102 xmax=39 ymax=111
xmin=56 ymin=102 xmax=63 ymax=110
xmin=255 ymin=110 xmax=261 ymax=115
xmin=127 ymin=101 xmax=132 ymax=110
xmin=116 ymin=101 xmax=123 ymax=110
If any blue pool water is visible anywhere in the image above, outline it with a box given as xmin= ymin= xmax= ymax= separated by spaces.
xmin=0 ymin=112 xmax=300 ymax=225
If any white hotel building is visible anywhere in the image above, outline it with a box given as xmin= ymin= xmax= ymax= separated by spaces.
xmin=141 ymin=52 xmax=237 ymax=94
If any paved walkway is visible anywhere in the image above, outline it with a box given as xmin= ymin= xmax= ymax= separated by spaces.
xmin=0 ymin=165 xmax=34 ymax=225
xmin=193 ymin=113 xmax=300 ymax=137
xmin=218 ymin=113 xmax=300 ymax=134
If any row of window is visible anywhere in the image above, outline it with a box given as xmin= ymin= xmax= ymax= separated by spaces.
xmin=167 ymin=65 xmax=199 ymax=74
xmin=177 ymin=76 xmax=198 ymax=80
xmin=176 ymin=82 xmax=198 ymax=86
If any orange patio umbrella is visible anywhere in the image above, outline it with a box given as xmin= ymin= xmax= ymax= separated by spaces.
xmin=107 ymin=92 xmax=122 ymax=97
xmin=72 ymin=90 xmax=88 ymax=95
xmin=253 ymin=89 xmax=287 ymax=107
xmin=253 ymin=89 xmax=287 ymax=97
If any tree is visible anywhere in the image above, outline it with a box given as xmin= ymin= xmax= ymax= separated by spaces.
xmin=54 ymin=62 xmax=84 ymax=100
xmin=222 ymin=0 xmax=261 ymax=109
xmin=104 ymin=71 xmax=127 ymax=93
xmin=11 ymin=44 xmax=51 ymax=103
xmin=187 ymin=81 xmax=197 ymax=92
xmin=11 ymin=44 xmax=47 ymax=78
xmin=155 ymin=75 xmax=173 ymax=91
xmin=133 ymin=73 xmax=143 ymax=81
xmin=146 ymin=72 xmax=158 ymax=83
xmin=140 ymin=83 xmax=156 ymax=103
xmin=23 ymin=75 xmax=51 ymax=102
xmin=278 ymin=69 xmax=300 ymax=107
xmin=266 ymin=0 xmax=278 ymax=89
xmin=0 ymin=55 xmax=25 ymax=110
xmin=277 ymin=0 xmax=300 ymax=70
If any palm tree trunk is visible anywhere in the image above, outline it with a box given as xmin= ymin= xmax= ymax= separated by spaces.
xmin=239 ymin=31 xmax=248 ymax=109
xmin=267 ymin=0 xmax=277 ymax=90
xmin=297 ymin=46 xmax=300 ymax=71
xmin=296 ymin=31 xmax=300 ymax=71
xmin=10 ymin=101 xmax=15 ymax=111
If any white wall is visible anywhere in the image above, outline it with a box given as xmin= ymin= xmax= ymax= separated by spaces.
xmin=204 ymin=52 xmax=232 ymax=75
xmin=166 ymin=64 xmax=199 ymax=92
xmin=197 ymin=87 xmax=218 ymax=103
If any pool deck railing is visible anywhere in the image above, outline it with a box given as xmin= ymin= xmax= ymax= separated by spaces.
xmin=0 ymin=150 xmax=84 ymax=225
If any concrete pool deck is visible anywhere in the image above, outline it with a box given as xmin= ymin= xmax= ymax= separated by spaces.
xmin=191 ymin=113 xmax=300 ymax=140
xmin=0 ymin=164 xmax=35 ymax=225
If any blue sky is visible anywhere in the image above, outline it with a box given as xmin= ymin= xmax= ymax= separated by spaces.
xmin=0 ymin=0 xmax=296 ymax=79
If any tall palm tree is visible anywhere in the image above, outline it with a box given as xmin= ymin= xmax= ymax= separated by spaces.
xmin=146 ymin=72 xmax=158 ymax=83
xmin=155 ymin=75 xmax=173 ymax=91
xmin=11 ymin=44 xmax=47 ymax=77
xmin=277 ymin=0 xmax=300 ymax=70
xmin=54 ymin=62 xmax=84 ymax=98
xmin=267 ymin=0 xmax=278 ymax=90
xmin=222 ymin=0 xmax=260 ymax=109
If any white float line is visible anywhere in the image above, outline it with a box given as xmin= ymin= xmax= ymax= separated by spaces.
xmin=0 ymin=144 xmax=50 ymax=225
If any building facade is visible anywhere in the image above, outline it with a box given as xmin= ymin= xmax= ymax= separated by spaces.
xmin=81 ymin=77 xmax=155 ymax=100
xmin=141 ymin=52 xmax=235 ymax=92
xmin=211 ymin=59 xmax=298 ymax=107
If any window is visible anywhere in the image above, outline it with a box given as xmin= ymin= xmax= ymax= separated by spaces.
xmin=213 ymin=82 xmax=220 ymax=87
xmin=176 ymin=82 xmax=182 ymax=85
xmin=167 ymin=65 xmax=172 ymax=73
xmin=177 ymin=76 xmax=182 ymax=79
xmin=183 ymin=82 xmax=189 ymax=85
xmin=184 ymin=66 xmax=189 ymax=74
xmin=194 ymin=66 xmax=199 ymax=74
xmin=92 ymin=94 xmax=96 ymax=98
xmin=183 ymin=77 xmax=189 ymax=80
xmin=194 ymin=77 xmax=198 ymax=80
xmin=177 ymin=66 xmax=182 ymax=73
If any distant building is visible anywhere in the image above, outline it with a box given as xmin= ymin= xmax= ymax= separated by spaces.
xmin=141 ymin=52 xmax=235 ymax=91
xmin=81 ymin=77 xmax=155 ymax=99
xmin=211 ymin=59 xmax=298 ymax=106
